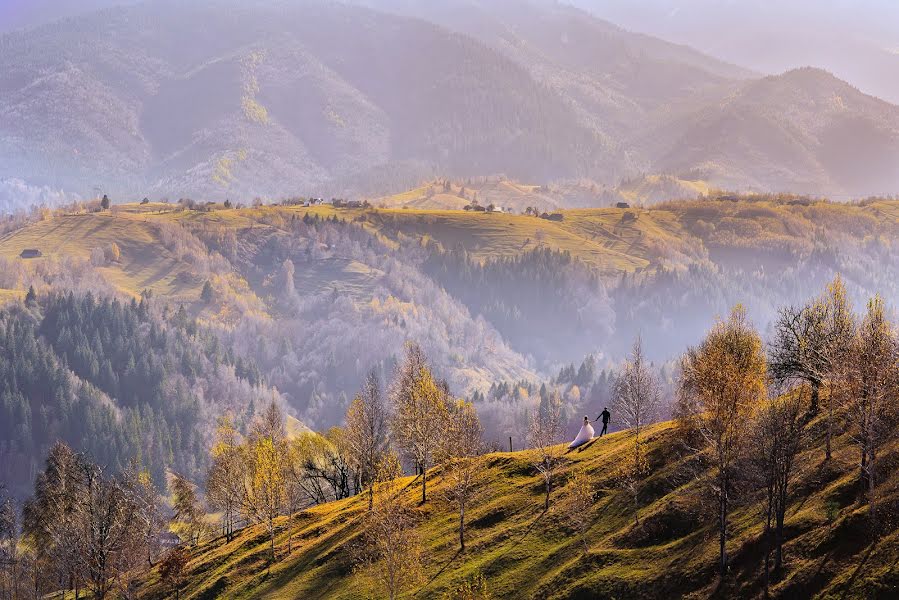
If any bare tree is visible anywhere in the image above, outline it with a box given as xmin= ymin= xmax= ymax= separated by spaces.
xmin=346 ymin=370 xmax=391 ymax=510
xmin=74 ymin=462 xmax=142 ymax=600
xmin=122 ymin=465 xmax=165 ymax=567
xmin=835 ymin=295 xmax=898 ymax=532
xmin=612 ymin=336 xmax=661 ymax=524
xmin=437 ymin=399 xmax=484 ymax=550
xmin=391 ymin=343 xmax=448 ymax=504
xmin=769 ymin=275 xmax=854 ymax=459
xmin=355 ymin=457 xmax=423 ymax=600
xmin=677 ymin=305 xmax=767 ymax=577
xmin=751 ymin=388 xmax=805 ymax=595
xmin=529 ymin=390 xmax=565 ymax=511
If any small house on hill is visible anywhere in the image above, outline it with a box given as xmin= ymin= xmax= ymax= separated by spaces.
xmin=20 ymin=249 xmax=42 ymax=259
xmin=616 ymin=202 xmax=630 ymax=209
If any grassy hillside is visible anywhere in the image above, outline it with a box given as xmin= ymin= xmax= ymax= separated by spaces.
xmin=135 ymin=413 xmax=899 ymax=599
xmin=0 ymin=210 xmax=205 ymax=302
xmin=4 ymin=197 xmax=899 ymax=313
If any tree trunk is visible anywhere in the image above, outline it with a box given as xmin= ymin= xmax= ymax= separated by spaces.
xmin=718 ymin=480 xmax=728 ymax=578
xmin=810 ymin=381 xmax=820 ymax=415
xmin=288 ymin=507 xmax=293 ymax=554
xmin=764 ymin=487 xmax=774 ymax=598
xmin=868 ymin=446 xmax=878 ymax=534
xmin=460 ymin=503 xmax=466 ymax=550
xmin=774 ymin=503 xmax=785 ymax=574
xmin=825 ymin=391 xmax=833 ymax=461
xmin=719 ymin=501 xmax=727 ymax=577
xmin=368 ymin=484 xmax=374 ymax=511
xmin=422 ymin=467 xmax=427 ymax=504
xmin=544 ymin=476 xmax=551 ymax=511
xmin=860 ymin=445 xmax=869 ymax=495
xmin=269 ymin=517 xmax=276 ymax=561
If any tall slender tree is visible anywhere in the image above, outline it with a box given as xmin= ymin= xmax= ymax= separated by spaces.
xmin=612 ymin=336 xmax=661 ymax=525
xmin=170 ymin=474 xmax=205 ymax=547
xmin=529 ymin=390 xmax=565 ymax=511
xmin=752 ymin=388 xmax=805 ymax=595
xmin=835 ymin=295 xmax=898 ymax=532
xmin=437 ymin=399 xmax=484 ymax=550
xmin=677 ymin=305 xmax=767 ymax=577
xmin=345 ymin=371 xmax=391 ymax=510
xmin=391 ymin=344 xmax=447 ymax=504
xmin=356 ymin=462 xmax=422 ymax=600
xmin=244 ymin=401 xmax=287 ymax=559
xmin=205 ymin=415 xmax=246 ymax=542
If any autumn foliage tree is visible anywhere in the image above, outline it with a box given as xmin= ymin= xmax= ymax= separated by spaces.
xmin=769 ymin=275 xmax=853 ymax=459
xmin=171 ymin=473 xmax=205 ymax=547
xmin=205 ymin=414 xmax=246 ymax=542
xmin=391 ymin=343 xmax=448 ymax=504
xmin=560 ymin=469 xmax=595 ymax=553
xmin=243 ymin=401 xmax=288 ymax=560
xmin=677 ymin=305 xmax=767 ymax=577
xmin=751 ymin=388 xmax=805 ymax=594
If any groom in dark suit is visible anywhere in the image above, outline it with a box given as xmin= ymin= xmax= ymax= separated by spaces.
xmin=595 ymin=407 xmax=611 ymax=437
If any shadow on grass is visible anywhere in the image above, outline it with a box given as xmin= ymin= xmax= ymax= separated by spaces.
xmin=493 ymin=509 xmax=548 ymax=563
xmin=415 ymin=548 xmax=464 ymax=596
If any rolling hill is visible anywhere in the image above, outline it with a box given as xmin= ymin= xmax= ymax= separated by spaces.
xmin=3 ymin=197 xmax=899 ymax=428
xmin=133 ymin=413 xmax=899 ymax=599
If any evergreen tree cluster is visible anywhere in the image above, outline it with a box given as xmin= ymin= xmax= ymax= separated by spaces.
xmin=0 ymin=292 xmax=264 ymax=496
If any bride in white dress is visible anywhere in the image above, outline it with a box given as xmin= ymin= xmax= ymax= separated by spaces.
xmin=568 ymin=416 xmax=595 ymax=449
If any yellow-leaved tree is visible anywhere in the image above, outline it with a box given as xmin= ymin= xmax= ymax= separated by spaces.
xmin=391 ymin=343 xmax=448 ymax=504
xmin=677 ymin=305 xmax=767 ymax=577
xmin=243 ymin=401 xmax=287 ymax=561
xmin=205 ymin=414 xmax=246 ymax=542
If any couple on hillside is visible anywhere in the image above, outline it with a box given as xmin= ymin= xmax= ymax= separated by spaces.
xmin=567 ymin=408 xmax=611 ymax=449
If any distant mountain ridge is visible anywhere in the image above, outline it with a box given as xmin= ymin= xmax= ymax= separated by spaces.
xmin=0 ymin=0 xmax=898 ymax=205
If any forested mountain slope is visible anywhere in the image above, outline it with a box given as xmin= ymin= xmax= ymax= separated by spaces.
xmin=133 ymin=416 xmax=899 ymax=599
xmin=2 ymin=0 xmax=898 ymax=202
xmin=2 ymin=197 xmax=899 ymax=496
xmin=0 ymin=292 xmax=272 ymax=496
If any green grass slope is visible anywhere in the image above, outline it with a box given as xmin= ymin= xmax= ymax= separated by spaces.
xmin=136 ymin=414 xmax=899 ymax=599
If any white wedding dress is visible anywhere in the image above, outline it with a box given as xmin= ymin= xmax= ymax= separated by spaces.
xmin=568 ymin=419 xmax=595 ymax=449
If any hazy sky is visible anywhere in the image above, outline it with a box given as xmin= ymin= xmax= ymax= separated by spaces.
xmin=0 ymin=0 xmax=136 ymax=32
xmin=571 ymin=0 xmax=899 ymax=102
